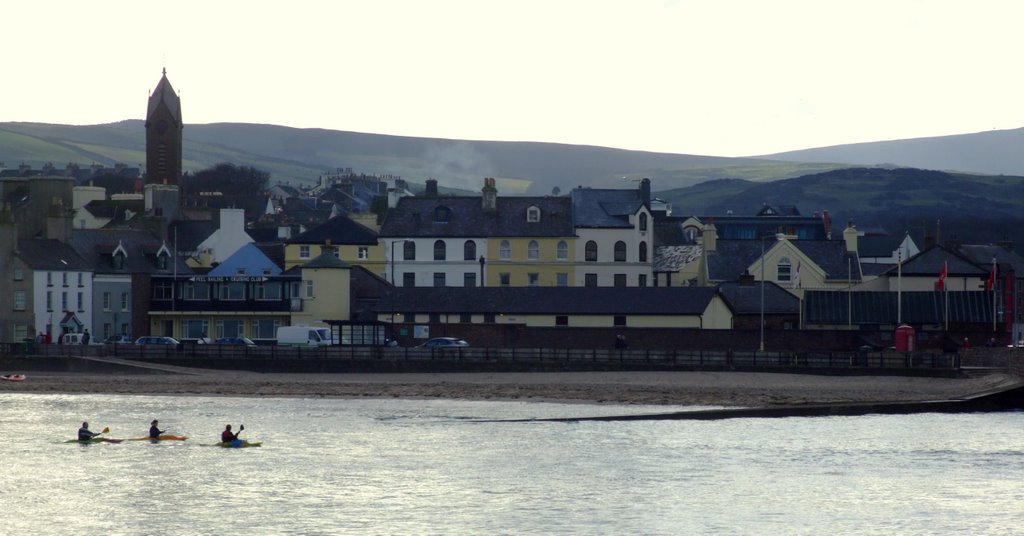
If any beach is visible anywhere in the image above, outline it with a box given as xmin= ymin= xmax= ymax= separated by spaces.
xmin=0 ymin=362 xmax=1016 ymax=407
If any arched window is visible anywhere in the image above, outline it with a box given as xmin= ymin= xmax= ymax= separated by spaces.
xmin=499 ymin=240 xmax=511 ymax=260
xmin=777 ymin=257 xmax=792 ymax=282
xmin=556 ymin=240 xmax=568 ymax=261
xmin=403 ymin=241 xmax=416 ymax=261
xmin=614 ymin=241 xmax=627 ymax=262
xmin=639 ymin=213 xmax=648 ymax=231
xmin=639 ymin=242 xmax=648 ymax=263
xmin=463 ymin=240 xmax=476 ymax=261
xmin=528 ymin=240 xmax=539 ymax=260
xmin=585 ymin=241 xmax=598 ymax=262
xmin=526 ymin=206 xmax=541 ymax=223
xmin=433 ymin=240 xmax=447 ymax=261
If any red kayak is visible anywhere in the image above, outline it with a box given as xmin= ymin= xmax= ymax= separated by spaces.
xmin=1 ymin=374 xmax=26 ymax=382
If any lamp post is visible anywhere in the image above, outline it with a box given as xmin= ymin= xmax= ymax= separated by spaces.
xmin=759 ymin=234 xmax=767 ymax=352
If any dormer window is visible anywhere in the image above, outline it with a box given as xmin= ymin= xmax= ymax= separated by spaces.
xmin=526 ymin=206 xmax=540 ymax=223
xmin=236 ymin=267 xmax=246 ymax=276
xmin=434 ymin=206 xmax=451 ymax=223
xmin=156 ymin=253 xmax=169 ymax=270
xmin=112 ymin=253 xmax=125 ymax=270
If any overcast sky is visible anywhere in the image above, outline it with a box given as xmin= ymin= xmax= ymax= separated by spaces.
xmin=4 ymin=1 xmax=1022 ymax=157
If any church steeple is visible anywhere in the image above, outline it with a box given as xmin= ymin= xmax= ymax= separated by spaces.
xmin=145 ymin=68 xmax=183 ymax=186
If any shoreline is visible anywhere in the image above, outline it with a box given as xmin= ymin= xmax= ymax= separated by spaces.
xmin=0 ymin=369 xmax=1016 ymax=407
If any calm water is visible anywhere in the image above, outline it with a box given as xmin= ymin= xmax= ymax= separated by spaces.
xmin=1 ymin=393 xmax=1022 ymax=535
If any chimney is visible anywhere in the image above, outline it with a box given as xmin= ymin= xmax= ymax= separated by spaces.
xmin=219 ymin=208 xmax=245 ymax=234
xmin=997 ymin=240 xmax=1014 ymax=252
xmin=639 ymin=178 xmax=651 ymax=207
xmin=425 ymin=179 xmax=438 ymax=198
xmin=843 ymin=220 xmax=858 ymax=253
xmin=924 ymin=233 xmax=936 ymax=250
xmin=701 ymin=218 xmax=717 ymax=252
xmin=822 ymin=210 xmax=832 ymax=240
xmin=482 ymin=177 xmax=497 ymax=213
xmin=45 ymin=197 xmax=73 ymax=243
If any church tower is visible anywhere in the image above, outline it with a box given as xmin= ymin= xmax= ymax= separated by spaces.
xmin=145 ymin=68 xmax=183 ymax=186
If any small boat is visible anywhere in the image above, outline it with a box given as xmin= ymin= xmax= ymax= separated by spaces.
xmin=126 ymin=435 xmax=189 ymax=441
xmin=1 ymin=374 xmax=26 ymax=382
xmin=65 ymin=437 xmax=123 ymax=444
xmin=211 ymin=440 xmax=262 ymax=448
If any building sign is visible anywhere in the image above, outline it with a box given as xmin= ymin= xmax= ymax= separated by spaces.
xmin=190 ymin=276 xmax=268 ymax=282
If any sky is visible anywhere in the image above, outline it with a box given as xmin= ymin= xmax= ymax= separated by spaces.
xmin=4 ymin=1 xmax=1023 ymax=157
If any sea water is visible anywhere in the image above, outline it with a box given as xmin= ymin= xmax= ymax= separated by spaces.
xmin=1 ymin=393 xmax=1022 ymax=535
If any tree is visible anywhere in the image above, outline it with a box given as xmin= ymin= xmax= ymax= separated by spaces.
xmin=186 ymin=163 xmax=270 ymax=196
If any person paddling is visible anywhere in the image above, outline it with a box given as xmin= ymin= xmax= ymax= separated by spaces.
xmin=221 ymin=424 xmax=244 ymax=443
xmin=149 ymin=419 xmax=165 ymax=439
xmin=78 ymin=421 xmax=99 ymax=441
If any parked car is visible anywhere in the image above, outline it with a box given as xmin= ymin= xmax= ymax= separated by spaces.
xmin=104 ymin=334 xmax=133 ymax=344
xmin=135 ymin=336 xmax=180 ymax=346
xmin=419 ymin=337 xmax=470 ymax=348
xmin=215 ymin=337 xmax=257 ymax=347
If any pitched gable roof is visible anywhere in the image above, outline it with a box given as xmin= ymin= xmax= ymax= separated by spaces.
xmin=804 ymin=290 xmax=994 ymax=324
xmin=896 ymin=245 xmax=987 ymax=277
xmin=208 ymin=243 xmax=282 ymax=276
xmin=717 ymin=281 xmax=800 ymax=314
xmin=571 ymin=188 xmax=645 ymax=228
xmin=288 ymin=214 xmax=378 ymax=245
xmin=16 ymin=239 xmax=91 ymax=270
xmin=790 ymin=240 xmax=860 ymax=282
xmin=69 ymin=229 xmax=187 ymax=274
xmin=380 ymin=196 xmax=574 ymax=238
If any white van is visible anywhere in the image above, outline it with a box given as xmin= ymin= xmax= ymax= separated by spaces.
xmin=276 ymin=326 xmax=333 ymax=346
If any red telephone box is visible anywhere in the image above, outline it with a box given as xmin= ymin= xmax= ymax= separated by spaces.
xmin=894 ymin=324 xmax=916 ymax=352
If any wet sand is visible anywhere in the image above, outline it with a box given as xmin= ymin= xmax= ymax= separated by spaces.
xmin=0 ymin=365 xmax=1015 ymax=407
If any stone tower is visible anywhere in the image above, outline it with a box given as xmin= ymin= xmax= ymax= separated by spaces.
xmin=145 ymin=68 xmax=183 ymax=186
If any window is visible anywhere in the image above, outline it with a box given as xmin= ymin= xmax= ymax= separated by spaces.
xmin=527 ymin=206 xmax=540 ymax=222
xmin=614 ymin=315 xmax=627 ymax=326
xmin=556 ymin=273 xmax=568 ymax=287
xmin=429 ymin=313 xmax=441 ymax=323
xmin=403 ymin=273 xmax=416 ymax=287
xmin=152 ymin=281 xmax=173 ymax=300
xmin=556 ymin=315 xmax=568 ymax=326
xmin=46 ymin=291 xmax=53 ymax=311
xmin=556 ymin=241 xmax=568 ymax=261
xmin=252 ymin=319 xmax=279 ymax=339
xmin=528 ymin=241 xmax=539 ymax=260
xmin=103 ymin=292 xmax=112 ymax=311
xmin=62 ymin=273 xmax=68 ymax=287
xmin=639 ymin=242 xmax=648 ymax=263
xmin=12 ymin=324 xmax=27 ymax=342
xmin=614 ymin=274 xmax=627 ymax=287
xmin=13 ymin=268 xmax=23 ymax=281
xmin=639 ymin=274 xmax=647 ymax=287
xmin=220 ymin=282 xmax=246 ymax=300
xmin=585 ymin=273 xmax=598 ymax=287
xmin=184 ymin=319 xmax=209 ymax=340
xmin=13 ymin=291 xmax=26 ymax=311
xmin=464 ymin=240 xmax=476 ymax=261
xmin=433 ymin=273 xmax=446 ymax=287
xmin=484 ymin=313 xmax=496 ymax=323
xmin=103 ymin=323 xmax=111 ymax=339
xmin=112 ymin=253 xmax=124 ymax=269
xmin=434 ymin=206 xmax=450 ymax=223
xmin=464 ymin=273 xmax=476 ymax=287
xmin=216 ymin=319 xmax=243 ymax=339
xmin=77 ymin=273 xmax=84 ymax=287
xmin=254 ymin=282 xmax=282 ymax=300
xmin=236 ymin=267 xmax=246 ymax=275
xmin=585 ymin=241 xmax=598 ymax=262
xmin=120 ymin=323 xmax=129 ymax=337
xmin=61 ymin=292 xmax=68 ymax=311
xmin=499 ymin=240 xmax=511 ymax=260
xmin=777 ymin=257 xmax=792 ymax=283
xmin=358 ymin=247 xmax=369 ymax=260
xmin=182 ymin=282 xmax=211 ymax=300
xmin=322 ymin=246 xmax=339 ymax=258
xmin=528 ymin=273 xmax=539 ymax=286
xmin=299 ymin=245 xmax=311 ymax=259
xmin=459 ymin=313 xmax=472 ymax=323
xmin=262 ymin=268 xmax=273 ymax=276
xmin=614 ymin=241 xmax=627 ymax=262
xmin=47 ymin=272 xmax=53 ymax=286
xmin=499 ymin=273 xmax=511 ymax=287
xmin=434 ymin=240 xmax=446 ymax=261
xmin=300 ymin=280 xmax=314 ymax=299
xmin=157 ymin=253 xmax=168 ymax=270
xmin=403 ymin=241 xmax=416 ymax=261
xmin=639 ymin=213 xmax=648 ymax=231
xmin=121 ymin=292 xmax=130 ymax=311
xmin=77 ymin=292 xmax=84 ymax=312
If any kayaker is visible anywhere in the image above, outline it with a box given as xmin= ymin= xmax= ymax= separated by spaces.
xmin=78 ymin=422 xmax=99 ymax=441
xmin=221 ymin=424 xmax=244 ymax=443
xmin=149 ymin=419 xmax=165 ymax=439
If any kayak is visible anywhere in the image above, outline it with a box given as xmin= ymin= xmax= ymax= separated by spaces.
xmin=65 ymin=437 xmax=123 ymax=444
xmin=211 ymin=440 xmax=262 ymax=448
xmin=1 ymin=374 xmax=26 ymax=381
xmin=126 ymin=435 xmax=188 ymax=441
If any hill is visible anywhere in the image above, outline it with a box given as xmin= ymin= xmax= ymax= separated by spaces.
xmin=0 ymin=121 xmax=843 ymax=194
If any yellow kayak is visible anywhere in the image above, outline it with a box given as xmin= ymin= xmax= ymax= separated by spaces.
xmin=126 ymin=435 xmax=188 ymax=441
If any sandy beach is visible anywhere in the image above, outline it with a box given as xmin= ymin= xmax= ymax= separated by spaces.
xmin=1 ymin=361 xmax=1017 ymax=407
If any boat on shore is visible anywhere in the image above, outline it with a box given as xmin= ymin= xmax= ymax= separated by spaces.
xmin=1 ymin=374 xmax=26 ymax=381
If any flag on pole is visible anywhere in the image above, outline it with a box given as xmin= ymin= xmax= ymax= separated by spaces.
xmin=792 ymin=261 xmax=801 ymax=289
xmin=986 ymin=257 xmax=996 ymax=291
xmin=937 ymin=260 xmax=948 ymax=291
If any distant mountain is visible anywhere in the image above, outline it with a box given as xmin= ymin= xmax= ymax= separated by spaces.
xmin=758 ymin=127 xmax=1024 ymax=176
xmin=0 ymin=121 xmax=843 ymax=194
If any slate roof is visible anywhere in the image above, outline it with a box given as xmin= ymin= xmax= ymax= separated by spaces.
xmin=69 ymin=229 xmax=189 ymax=274
xmin=570 ymin=188 xmax=644 ymax=229
xmin=374 ymin=287 xmax=722 ymax=316
xmin=303 ymin=252 xmax=351 ymax=269
xmin=147 ymin=71 xmax=181 ymax=120
xmin=652 ymin=245 xmax=702 ymax=273
xmin=790 ymin=240 xmax=861 ymax=282
xmin=82 ymin=199 xmax=145 ymax=222
xmin=861 ymin=263 xmax=895 ymax=277
xmin=379 ymin=196 xmax=574 ymax=238
xmin=288 ymin=215 xmax=378 ymax=245
xmin=15 ymin=239 xmax=92 ymax=270
xmin=858 ymin=234 xmax=902 ymax=258
xmin=653 ymin=216 xmax=696 ymax=246
xmin=717 ymin=281 xmax=800 ymax=314
xmin=804 ymin=291 xmax=994 ymax=324
xmin=957 ymin=244 xmax=1024 ymax=274
xmin=167 ymin=220 xmax=218 ymax=254
xmin=894 ymin=245 xmax=987 ymax=277
xmin=706 ymin=240 xmax=767 ymax=281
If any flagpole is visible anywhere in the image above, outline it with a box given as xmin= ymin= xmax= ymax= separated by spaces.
xmin=897 ymin=249 xmax=902 ymax=324
xmin=992 ymin=256 xmax=997 ymax=333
